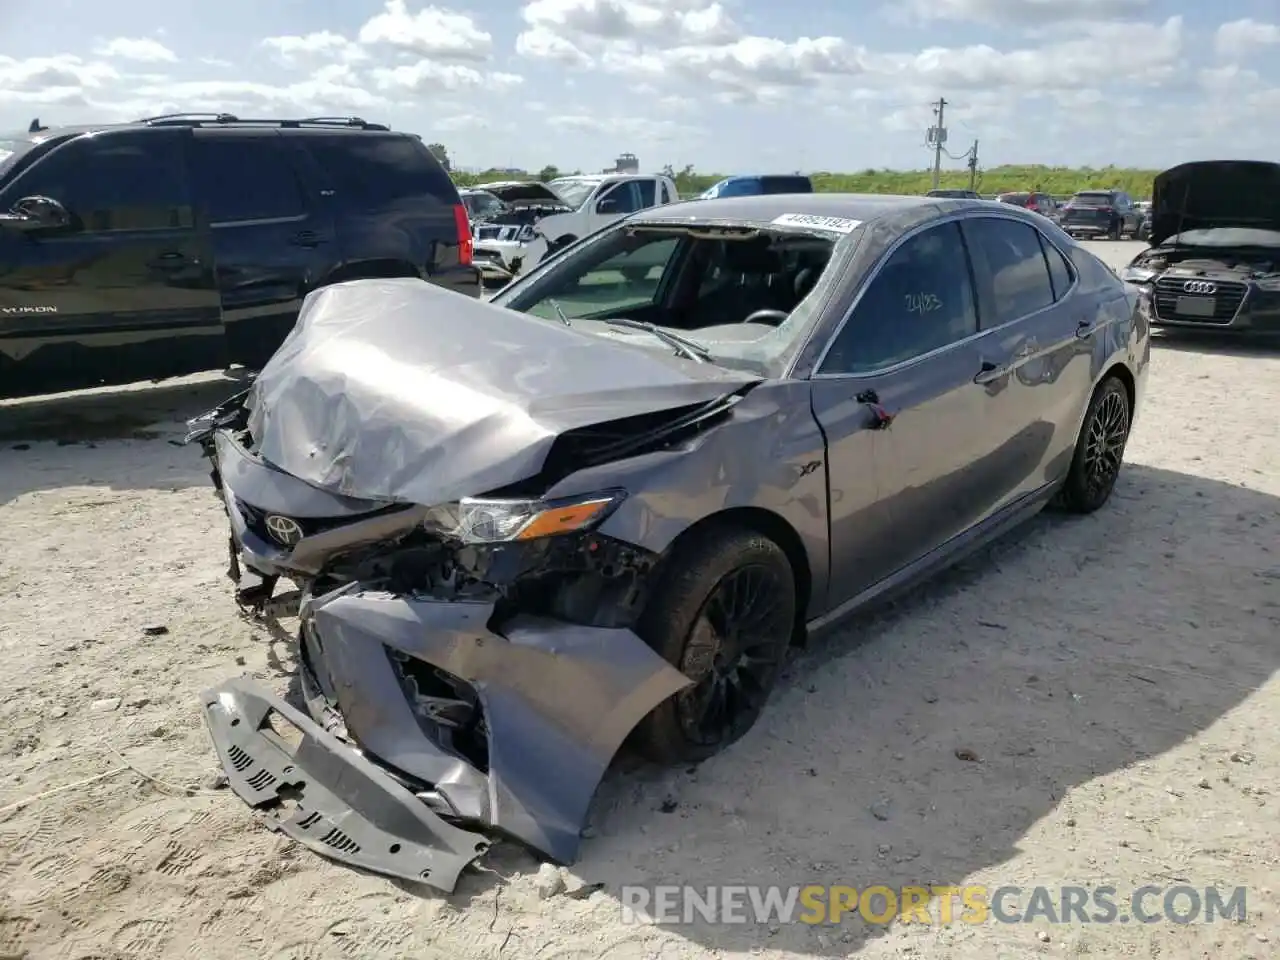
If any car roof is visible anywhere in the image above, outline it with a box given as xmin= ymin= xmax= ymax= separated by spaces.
xmin=632 ymin=192 xmax=938 ymax=227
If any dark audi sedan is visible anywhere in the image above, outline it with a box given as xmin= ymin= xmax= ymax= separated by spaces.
xmin=188 ymin=194 xmax=1149 ymax=890
xmin=1121 ymin=160 xmax=1280 ymax=333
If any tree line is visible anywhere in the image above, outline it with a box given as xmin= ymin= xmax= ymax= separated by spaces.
xmin=427 ymin=146 xmax=1162 ymax=200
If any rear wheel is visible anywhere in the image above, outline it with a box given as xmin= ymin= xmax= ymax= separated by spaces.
xmin=1052 ymin=376 xmax=1132 ymax=514
xmin=631 ymin=528 xmax=796 ymax=765
xmin=1109 ymin=219 xmax=1123 ymax=240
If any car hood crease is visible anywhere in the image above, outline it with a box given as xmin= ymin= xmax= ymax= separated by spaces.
xmin=1150 ymin=160 xmax=1280 ymax=247
xmin=245 ymin=278 xmax=759 ymax=505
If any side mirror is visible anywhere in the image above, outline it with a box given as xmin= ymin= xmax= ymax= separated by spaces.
xmin=0 ymin=195 xmax=71 ymax=233
xmin=596 ymin=197 xmax=619 ymax=215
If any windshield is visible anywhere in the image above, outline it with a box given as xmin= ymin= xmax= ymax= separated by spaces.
xmin=463 ymin=192 xmax=505 ymax=217
xmin=1070 ymin=192 xmax=1114 ymax=206
xmin=1159 ymin=228 xmax=1280 ymax=248
xmin=547 ymin=178 xmax=597 ymax=210
xmin=491 ymin=220 xmax=849 ymax=373
xmin=0 ymin=138 xmax=34 ymax=180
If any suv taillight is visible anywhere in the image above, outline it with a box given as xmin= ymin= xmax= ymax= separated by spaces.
xmin=453 ymin=204 xmax=473 ymax=266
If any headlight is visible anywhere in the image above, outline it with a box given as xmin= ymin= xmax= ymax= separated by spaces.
xmin=1121 ymin=265 xmax=1158 ymax=284
xmin=422 ymin=490 xmax=625 ymax=544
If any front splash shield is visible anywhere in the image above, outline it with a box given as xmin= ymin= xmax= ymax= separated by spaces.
xmin=202 ymin=589 xmax=693 ymax=887
xmin=201 ymin=678 xmax=491 ymax=891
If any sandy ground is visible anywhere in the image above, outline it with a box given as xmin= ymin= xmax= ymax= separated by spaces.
xmin=1 ymin=241 xmax=1277 ymax=960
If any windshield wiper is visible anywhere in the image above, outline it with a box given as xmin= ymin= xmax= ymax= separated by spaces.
xmin=547 ymin=299 xmax=572 ymax=326
xmin=603 ymin=318 xmax=712 ymax=363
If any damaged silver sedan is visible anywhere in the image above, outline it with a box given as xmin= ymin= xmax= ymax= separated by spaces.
xmin=187 ymin=194 xmax=1150 ymax=891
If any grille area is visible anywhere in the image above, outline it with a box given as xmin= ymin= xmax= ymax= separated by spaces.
xmin=235 ymin=502 xmax=408 ymax=547
xmin=1152 ymin=276 xmax=1248 ymax=325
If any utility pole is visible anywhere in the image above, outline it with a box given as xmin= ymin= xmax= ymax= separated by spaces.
xmin=967 ymin=139 xmax=979 ymax=191
xmin=927 ymin=97 xmax=948 ymax=190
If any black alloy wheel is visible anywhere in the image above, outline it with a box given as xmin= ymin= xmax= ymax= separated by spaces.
xmin=632 ymin=529 xmax=796 ymax=764
xmin=1053 ymin=375 xmax=1132 ymax=513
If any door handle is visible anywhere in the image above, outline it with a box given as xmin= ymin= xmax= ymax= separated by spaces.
xmin=289 ymin=230 xmax=324 ymax=247
xmin=974 ymin=359 xmax=1012 ymax=384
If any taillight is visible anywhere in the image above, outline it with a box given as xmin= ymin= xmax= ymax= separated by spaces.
xmin=1026 ymin=199 xmax=1036 ymax=209
xmin=453 ymin=204 xmax=473 ymax=266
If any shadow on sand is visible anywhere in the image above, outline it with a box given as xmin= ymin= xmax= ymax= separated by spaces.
xmin=0 ymin=369 xmax=248 ymax=505
xmin=529 ymin=462 xmax=1280 ymax=956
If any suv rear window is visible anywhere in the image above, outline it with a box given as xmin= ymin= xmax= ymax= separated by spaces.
xmin=303 ymin=134 xmax=457 ymax=207
xmin=1071 ymin=192 xmax=1114 ymax=206
xmin=999 ymin=193 xmax=1031 ymax=204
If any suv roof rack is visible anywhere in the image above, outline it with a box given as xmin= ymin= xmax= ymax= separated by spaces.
xmin=134 ymin=113 xmax=390 ymax=131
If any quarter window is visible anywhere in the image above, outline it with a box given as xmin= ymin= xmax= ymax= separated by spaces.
xmin=1039 ymin=235 xmax=1075 ymax=300
xmin=5 ymin=132 xmax=192 ymax=232
xmin=819 ymin=221 xmax=979 ymax=375
xmin=190 ymin=135 xmax=304 ymax=223
xmin=963 ymin=218 xmax=1055 ymax=327
xmin=303 ymin=135 xmax=454 ymax=207
xmin=636 ymin=179 xmax=656 ymax=209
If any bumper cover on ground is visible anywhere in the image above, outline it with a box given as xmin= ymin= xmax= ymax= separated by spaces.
xmin=201 ymin=678 xmax=491 ymax=890
xmin=203 ymin=588 xmax=693 ymax=888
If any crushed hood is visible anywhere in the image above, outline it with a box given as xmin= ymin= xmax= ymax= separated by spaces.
xmin=245 ymin=278 xmax=759 ymax=505
xmin=475 ymin=181 xmax=568 ymax=207
xmin=1150 ymin=160 xmax=1280 ymax=247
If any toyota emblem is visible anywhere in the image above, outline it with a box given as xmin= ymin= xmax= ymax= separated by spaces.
xmin=1182 ymin=280 xmax=1217 ymax=295
xmin=264 ymin=514 xmax=304 ymax=546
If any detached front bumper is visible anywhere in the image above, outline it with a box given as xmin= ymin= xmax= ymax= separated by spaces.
xmin=203 ymin=585 xmax=692 ymax=891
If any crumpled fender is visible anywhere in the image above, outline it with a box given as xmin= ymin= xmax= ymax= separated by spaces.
xmin=305 ymin=587 xmax=693 ymax=863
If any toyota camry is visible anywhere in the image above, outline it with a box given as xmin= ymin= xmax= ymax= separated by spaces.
xmin=187 ymin=193 xmax=1149 ymax=890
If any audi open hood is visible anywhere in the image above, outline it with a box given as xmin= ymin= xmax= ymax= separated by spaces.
xmin=1149 ymin=160 xmax=1280 ymax=247
xmin=244 ymin=278 xmax=759 ymax=506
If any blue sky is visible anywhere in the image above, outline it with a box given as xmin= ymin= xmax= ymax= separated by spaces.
xmin=2 ymin=0 xmax=1278 ymax=175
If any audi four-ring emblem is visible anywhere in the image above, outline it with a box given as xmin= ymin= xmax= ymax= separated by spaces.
xmin=1182 ymin=280 xmax=1217 ymax=295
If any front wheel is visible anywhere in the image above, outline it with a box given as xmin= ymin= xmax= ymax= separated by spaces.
xmin=631 ymin=528 xmax=796 ymax=765
xmin=1052 ymin=375 xmax=1132 ymax=514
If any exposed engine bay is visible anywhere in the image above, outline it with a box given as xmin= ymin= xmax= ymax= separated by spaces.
xmin=1129 ymin=246 xmax=1280 ymax=280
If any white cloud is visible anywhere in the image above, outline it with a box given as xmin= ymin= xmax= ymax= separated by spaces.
xmin=371 ymin=61 xmax=523 ymax=93
xmin=0 ymin=55 xmax=119 ymax=107
xmin=520 ymin=0 xmax=739 ymax=45
xmin=261 ymin=31 xmax=367 ymax=64
xmin=92 ymin=37 xmax=177 ymax=63
xmin=1215 ymin=19 xmax=1280 ymax=59
xmin=358 ymin=0 xmax=492 ymax=61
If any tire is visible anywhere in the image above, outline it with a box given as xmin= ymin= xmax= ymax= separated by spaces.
xmin=1052 ymin=376 xmax=1132 ymax=514
xmin=1109 ymin=219 xmax=1123 ymax=241
xmin=630 ymin=527 xmax=796 ymax=765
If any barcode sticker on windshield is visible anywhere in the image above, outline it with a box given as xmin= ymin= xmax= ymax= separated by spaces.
xmin=770 ymin=213 xmax=863 ymax=234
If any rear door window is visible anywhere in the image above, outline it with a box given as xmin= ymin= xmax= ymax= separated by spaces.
xmin=962 ymin=217 xmax=1056 ymax=326
xmin=6 ymin=132 xmax=193 ymax=232
xmin=302 ymin=134 xmax=456 ymax=208
xmin=635 ymin=178 xmax=656 ymax=209
xmin=190 ymin=134 xmax=304 ymax=223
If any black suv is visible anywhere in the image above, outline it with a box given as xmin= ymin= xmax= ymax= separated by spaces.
xmin=1058 ymin=189 xmax=1143 ymax=240
xmin=0 ymin=114 xmax=479 ymax=399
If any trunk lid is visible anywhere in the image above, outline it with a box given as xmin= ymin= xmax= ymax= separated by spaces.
xmin=244 ymin=278 xmax=759 ymax=506
xmin=1149 ymin=160 xmax=1280 ymax=247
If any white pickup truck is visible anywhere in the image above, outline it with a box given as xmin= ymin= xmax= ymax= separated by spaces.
xmin=471 ymin=172 xmax=680 ymax=283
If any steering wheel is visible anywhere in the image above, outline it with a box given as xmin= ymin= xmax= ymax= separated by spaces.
xmin=742 ymin=309 xmax=789 ymax=326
